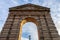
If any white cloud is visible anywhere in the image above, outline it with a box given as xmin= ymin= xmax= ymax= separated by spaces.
xmin=23 ymin=0 xmax=29 ymax=2
xmin=57 ymin=29 xmax=60 ymax=35
xmin=10 ymin=0 xmax=20 ymax=5
xmin=21 ymin=37 xmax=29 ymax=40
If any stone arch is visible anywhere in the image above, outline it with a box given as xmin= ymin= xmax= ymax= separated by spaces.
xmin=18 ymin=17 xmax=40 ymax=40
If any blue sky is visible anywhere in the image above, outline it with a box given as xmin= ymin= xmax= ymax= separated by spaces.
xmin=0 ymin=0 xmax=60 ymax=40
xmin=21 ymin=22 xmax=38 ymax=40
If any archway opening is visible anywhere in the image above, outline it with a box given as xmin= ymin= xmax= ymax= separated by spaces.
xmin=21 ymin=22 xmax=39 ymax=40
xmin=18 ymin=17 xmax=39 ymax=40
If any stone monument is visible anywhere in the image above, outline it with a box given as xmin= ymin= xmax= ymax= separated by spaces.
xmin=0 ymin=3 xmax=59 ymax=40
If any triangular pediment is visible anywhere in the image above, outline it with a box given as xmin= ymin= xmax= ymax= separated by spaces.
xmin=9 ymin=3 xmax=50 ymax=10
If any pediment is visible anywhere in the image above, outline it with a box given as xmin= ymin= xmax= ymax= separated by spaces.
xmin=9 ymin=3 xmax=50 ymax=11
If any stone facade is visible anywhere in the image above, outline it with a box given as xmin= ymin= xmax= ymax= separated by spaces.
xmin=0 ymin=4 xmax=59 ymax=40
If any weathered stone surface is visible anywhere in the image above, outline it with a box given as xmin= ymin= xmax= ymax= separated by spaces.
xmin=0 ymin=3 xmax=59 ymax=40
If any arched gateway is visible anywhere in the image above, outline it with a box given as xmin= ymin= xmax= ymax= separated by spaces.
xmin=19 ymin=17 xmax=39 ymax=40
xmin=0 ymin=4 xmax=59 ymax=40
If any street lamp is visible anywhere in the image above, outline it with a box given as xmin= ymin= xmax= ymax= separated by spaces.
xmin=29 ymin=35 xmax=31 ymax=40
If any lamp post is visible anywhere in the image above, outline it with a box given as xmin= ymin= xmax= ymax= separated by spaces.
xmin=29 ymin=35 xmax=31 ymax=40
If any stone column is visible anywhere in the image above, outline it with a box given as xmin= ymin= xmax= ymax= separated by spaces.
xmin=8 ymin=15 xmax=20 ymax=40
xmin=37 ymin=16 xmax=44 ymax=40
xmin=45 ymin=13 xmax=59 ymax=40
xmin=40 ymin=15 xmax=52 ymax=40
xmin=0 ymin=13 xmax=15 ymax=40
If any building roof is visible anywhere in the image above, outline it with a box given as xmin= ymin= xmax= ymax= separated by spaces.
xmin=9 ymin=3 xmax=50 ymax=11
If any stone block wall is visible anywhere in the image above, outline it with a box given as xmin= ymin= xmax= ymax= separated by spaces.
xmin=0 ymin=4 xmax=60 ymax=40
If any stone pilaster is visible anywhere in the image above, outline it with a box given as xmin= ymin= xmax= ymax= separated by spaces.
xmin=45 ymin=13 xmax=59 ymax=40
